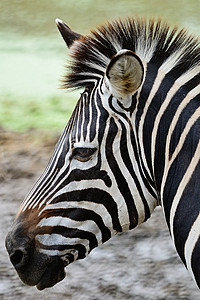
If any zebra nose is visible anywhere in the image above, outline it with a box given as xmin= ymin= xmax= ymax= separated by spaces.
xmin=5 ymin=229 xmax=31 ymax=271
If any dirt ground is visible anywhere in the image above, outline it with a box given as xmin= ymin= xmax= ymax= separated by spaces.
xmin=0 ymin=128 xmax=200 ymax=300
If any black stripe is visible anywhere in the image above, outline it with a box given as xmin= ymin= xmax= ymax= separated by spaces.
xmin=42 ymin=208 xmax=112 ymax=243
xmin=130 ymin=127 xmax=157 ymax=199
xmin=163 ymin=120 xmax=200 ymax=228
xmin=62 ymin=167 xmax=111 ymax=186
xmin=77 ymin=96 xmax=84 ymax=142
xmin=192 ymin=238 xmax=200 ymax=288
xmin=169 ymin=94 xmax=200 ymax=158
xmin=83 ymin=93 xmax=90 ymax=141
xmin=119 ymin=120 xmax=151 ymax=221
xmin=38 ymin=241 xmax=87 ymax=260
xmin=136 ymin=61 xmax=159 ymax=120
xmin=96 ymin=90 xmax=109 ymax=144
xmin=106 ymin=117 xmax=138 ymax=229
xmin=173 ymin=159 xmax=200 ymax=265
xmin=51 ymin=189 xmax=122 ymax=232
xmin=38 ymin=226 xmax=98 ymax=256
xmin=89 ymin=89 xmax=98 ymax=142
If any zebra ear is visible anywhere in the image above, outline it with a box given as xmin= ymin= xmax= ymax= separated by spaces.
xmin=56 ymin=19 xmax=81 ymax=48
xmin=105 ymin=50 xmax=144 ymax=98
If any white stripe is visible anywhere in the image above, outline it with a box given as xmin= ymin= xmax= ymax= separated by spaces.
xmin=151 ymin=81 xmax=180 ymax=172
xmin=97 ymin=116 xmax=130 ymax=230
xmin=37 ymin=216 xmax=103 ymax=244
xmin=138 ymin=70 xmax=166 ymax=180
xmin=114 ymin=118 xmax=146 ymax=224
xmin=38 ymin=200 xmax=115 ymax=233
xmin=85 ymin=61 xmax=106 ymax=73
xmin=80 ymin=94 xmax=86 ymax=142
xmin=36 ymin=233 xmax=89 ymax=257
xmin=184 ymin=212 xmax=200 ymax=283
xmin=36 ymin=233 xmax=89 ymax=248
xmin=85 ymin=90 xmax=94 ymax=141
xmin=160 ymin=50 xmax=184 ymax=74
xmin=39 ymin=248 xmax=78 ymax=257
xmin=170 ymin=106 xmax=200 ymax=163
xmin=135 ymin=36 xmax=156 ymax=62
xmin=125 ymin=114 xmax=157 ymax=211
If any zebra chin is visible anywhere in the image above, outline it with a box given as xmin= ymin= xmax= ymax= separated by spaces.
xmin=19 ymin=254 xmax=68 ymax=291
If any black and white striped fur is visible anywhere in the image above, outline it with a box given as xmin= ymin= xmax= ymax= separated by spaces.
xmin=6 ymin=17 xmax=200 ymax=291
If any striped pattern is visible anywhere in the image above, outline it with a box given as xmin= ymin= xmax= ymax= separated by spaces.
xmin=17 ymin=18 xmax=200 ymax=287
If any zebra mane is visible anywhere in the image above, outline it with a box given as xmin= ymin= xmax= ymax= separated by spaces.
xmin=63 ymin=17 xmax=200 ymax=90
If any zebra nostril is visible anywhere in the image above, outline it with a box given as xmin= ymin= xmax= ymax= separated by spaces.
xmin=10 ymin=249 xmax=28 ymax=269
xmin=6 ymin=225 xmax=32 ymax=271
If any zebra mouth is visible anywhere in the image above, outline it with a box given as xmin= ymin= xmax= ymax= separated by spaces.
xmin=36 ymin=259 xmax=66 ymax=290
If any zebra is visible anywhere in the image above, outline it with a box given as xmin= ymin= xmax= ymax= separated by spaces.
xmin=5 ymin=17 xmax=200 ymax=291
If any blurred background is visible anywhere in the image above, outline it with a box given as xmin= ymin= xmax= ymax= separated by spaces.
xmin=0 ymin=0 xmax=199 ymax=132
xmin=1 ymin=1 xmax=200 ymax=300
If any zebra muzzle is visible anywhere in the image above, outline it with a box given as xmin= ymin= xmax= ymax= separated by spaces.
xmin=5 ymin=219 xmax=67 ymax=289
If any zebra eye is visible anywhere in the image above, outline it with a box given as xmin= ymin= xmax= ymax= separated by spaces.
xmin=72 ymin=147 xmax=97 ymax=162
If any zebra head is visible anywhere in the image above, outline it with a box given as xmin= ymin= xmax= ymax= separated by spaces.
xmin=6 ymin=17 xmax=200 ymax=291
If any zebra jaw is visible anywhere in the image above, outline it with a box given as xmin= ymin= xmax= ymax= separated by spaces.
xmin=36 ymin=250 xmax=78 ymax=290
xmin=36 ymin=258 xmax=66 ymax=290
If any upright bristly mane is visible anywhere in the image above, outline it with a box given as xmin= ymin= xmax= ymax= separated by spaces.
xmin=63 ymin=17 xmax=200 ymax=90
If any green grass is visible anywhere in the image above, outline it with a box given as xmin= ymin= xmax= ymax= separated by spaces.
xmin=0 ymin=93 xmax=77 ymax=132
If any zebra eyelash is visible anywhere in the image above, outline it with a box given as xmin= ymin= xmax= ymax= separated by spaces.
xmin=71 ymin=147 xmax=97 ymax=162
